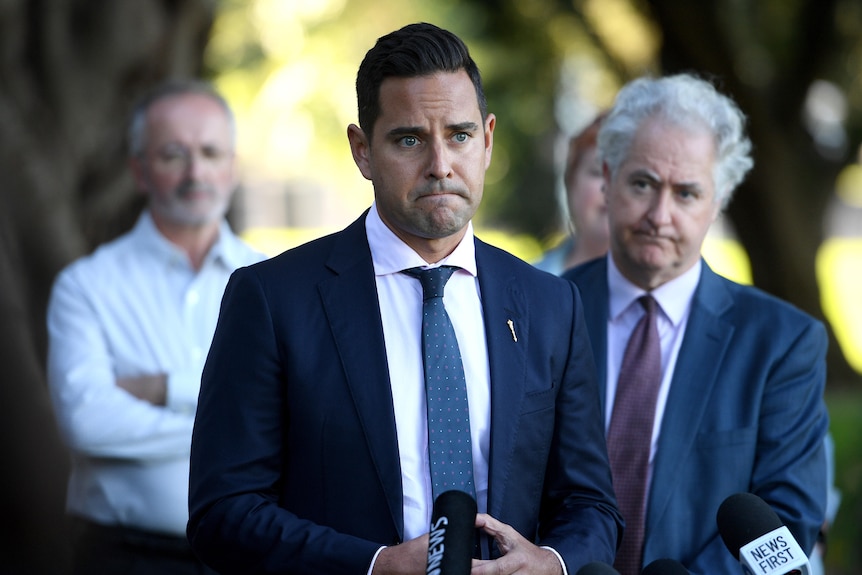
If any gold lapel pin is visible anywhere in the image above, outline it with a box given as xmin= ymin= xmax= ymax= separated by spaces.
xmin=507 ymin=319 xmax=517 ymax=342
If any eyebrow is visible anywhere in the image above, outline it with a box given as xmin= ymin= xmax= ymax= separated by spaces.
xmin=628 ymin=168 xmax=704 ymax=192
xmin=628 ymin=168 xmax=660 ymax=183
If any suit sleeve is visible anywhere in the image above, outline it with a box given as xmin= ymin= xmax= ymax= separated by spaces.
xmin=684 ymin=315 xmax=829 ymax=575
xmin=750 ymin=318 xmax=829 ymax=552
xmin=187 ymin=267 xmax=380 ymax=575
xmin=537 ymin=280 xmax=624 ymax=569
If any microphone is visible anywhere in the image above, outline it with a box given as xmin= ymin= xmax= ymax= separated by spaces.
xmin=426 ymin=490 xmax=477 ymax=575
xmin=576 ymin=562 xmax=621 ymax=575
xmin=716 ymin=492 xmax=810 ymax=575
xmin=641 ymin=558 xmax=689 ymax=574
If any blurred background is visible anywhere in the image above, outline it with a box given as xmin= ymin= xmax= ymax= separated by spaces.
xmin=1 ymin=0 xmax=860 ymax=572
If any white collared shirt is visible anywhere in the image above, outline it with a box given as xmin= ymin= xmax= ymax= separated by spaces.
xmin=605 ymin=254 xmax=701 ymax=476
xmin=47 ymin=211 xmax=265 ymax=535
xmin=365 ymin=203 xmax=491 ymax=540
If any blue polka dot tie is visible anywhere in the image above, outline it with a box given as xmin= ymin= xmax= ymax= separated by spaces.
xmin=403 ymin=266 xmax=476 ymax=502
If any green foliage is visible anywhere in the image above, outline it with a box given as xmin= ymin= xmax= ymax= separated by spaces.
xmin=824 ymin=390 xmax=862 ymax=573
xmin=204 ymin=0 xmax=636 ymax=247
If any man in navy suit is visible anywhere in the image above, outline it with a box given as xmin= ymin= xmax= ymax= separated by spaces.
xmin=188 ymin=23 xmax=622 ymax=575
xmin=563 ymin=74 xmax=829 ymax=574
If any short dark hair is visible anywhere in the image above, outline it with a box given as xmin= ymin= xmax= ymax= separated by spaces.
xmin=355 ymin=22 xmax=487 ymax=139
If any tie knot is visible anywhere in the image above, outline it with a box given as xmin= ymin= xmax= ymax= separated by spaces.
xmin=403 ymin=266 xmax=458 ymax=300
xmin=638 ymin=294 xmax=657 ymax=316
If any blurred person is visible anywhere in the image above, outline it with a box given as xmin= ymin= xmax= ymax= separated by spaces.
xmin=535 ymin=112 xmax=609 ymax=275
xmin=562 ymin=73 xmax=828 ymax=574
xmin=187 ymin=22 xmax=622 ymax=575
xmin=46 ymin=79 xmax=266 ymax=575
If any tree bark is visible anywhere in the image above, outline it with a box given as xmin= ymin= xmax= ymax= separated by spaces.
xmin=0 ymin=1 xmax=214 ymax=571
xmin=646 ymin=0 xmax=859 ymax=386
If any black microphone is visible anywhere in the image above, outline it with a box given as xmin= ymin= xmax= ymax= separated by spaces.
xmin=716 ymin=492 xmax=810 ymax=575
xmin=575 ymin=562 xmax=621 ymax=575
xmin=641 ymin=558 xmax=689 ymax=574
xmin=426 ymin=490 xmax=477 ymax=575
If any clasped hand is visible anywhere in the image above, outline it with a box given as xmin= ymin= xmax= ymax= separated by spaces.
xmin=373 ymin=513 xmax=563 ymax=575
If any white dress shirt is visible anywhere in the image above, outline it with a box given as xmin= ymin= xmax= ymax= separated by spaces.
xmin=366 ymin=203 xmax=491 ymax=541
xmin=605 ymin=255 xmax=701 ymax=487
xmin=47 ymin=210 xmax=265 ymax=535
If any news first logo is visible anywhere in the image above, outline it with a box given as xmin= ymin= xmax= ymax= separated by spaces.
xmin=740 ymin=526 xmax=809 ymax=575
xmin=426 ymin=515 xmax=449 ymax=575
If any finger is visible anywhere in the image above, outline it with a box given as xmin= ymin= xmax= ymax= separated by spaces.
xmin=476 ymin=517 xmax=521 ymax=555
xmin=475 ymin=513 xmax=506 ymax=535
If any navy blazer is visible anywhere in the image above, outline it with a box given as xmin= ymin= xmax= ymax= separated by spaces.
xmin=188 ymin=214 xmax=623 ymax=575
xmin=563 ymin=256 xmax=829 ymax=574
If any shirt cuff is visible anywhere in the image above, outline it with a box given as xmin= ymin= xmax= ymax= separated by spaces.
xmin=165 ymin=367 xmax=202 ymax=414
xmin=542 ymin=546 xmax=568 ymax=575
xmin=366 ymin=546 xmax=386 ymax=575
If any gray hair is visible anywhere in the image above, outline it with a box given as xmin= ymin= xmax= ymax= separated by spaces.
xmin=598 ymin=73 xmax=753 ymax=208
xmin=127 ymin=78 xmax=236 ymax=158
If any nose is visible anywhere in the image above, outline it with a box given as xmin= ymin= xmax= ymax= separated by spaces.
xmin=425 ymin=140 xmax=452 ymax=180
xmin=185 ymin=151 xmax=207 ymax=181
xmin=646 ymin=189 xmax=673 ymax=226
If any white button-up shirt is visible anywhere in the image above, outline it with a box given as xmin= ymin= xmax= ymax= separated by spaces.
xmin=47 ymin=211 xmax=265 ymax=535
xmin=366 ymin=203 xmax=492 ymax=541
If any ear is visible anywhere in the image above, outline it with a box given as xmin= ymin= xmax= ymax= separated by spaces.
xmin=710 ymin=200 xmax=722 ymax=222
xmin=347 ymin=124 xmax=373 ymax=181
xmin=128 ymin=157 xmax=148 ymax=195
xmin=483 ymin=113 xmax=496 ymax=169
xmin=602 ymin=162 xmax=612 ymax=197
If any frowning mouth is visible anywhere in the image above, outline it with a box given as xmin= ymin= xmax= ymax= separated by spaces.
xmin=634 ymin=231 xmax=673 ymax=243
xmin=177 ymin=183 xmax=216 ymax=200
xmin=414 ymin=185 xmax=469 ymax=201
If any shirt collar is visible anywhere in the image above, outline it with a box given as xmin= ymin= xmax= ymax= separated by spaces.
xmin=607 ymin=253 xmax=701 ymax=326
xmin=131 ymin=209 xmax=243 ymax=270
xmin=365 ymin=202 xmax=478 ymax=277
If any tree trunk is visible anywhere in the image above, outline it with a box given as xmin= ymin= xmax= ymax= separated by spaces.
xmin=647 ymin=0 xmax=860 ymax=387
xmin=0 ymin=1 xmax=214 ymax=571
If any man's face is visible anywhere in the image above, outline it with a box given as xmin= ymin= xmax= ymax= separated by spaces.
xmin=132 ymin=93 xmax=236 ymax=229
xmin=348 ymin=71 xmax=495 ymax=261
xmin=605 ymin=116 xmax=720 ymax=290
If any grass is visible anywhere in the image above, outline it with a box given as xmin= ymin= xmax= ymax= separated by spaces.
xmin=824 ymin=389 xmax=862 ymax=574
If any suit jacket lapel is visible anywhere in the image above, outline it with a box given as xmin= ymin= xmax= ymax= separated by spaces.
xmin=576 ymin=260 xmax=610 ymax=414
xmin=645 ymin=263 xmax=735 ymax=538
xmin=475 ymin=240 xmax=528 ymax=519
xmin=317 ymin=214 xmax=404 ymax=538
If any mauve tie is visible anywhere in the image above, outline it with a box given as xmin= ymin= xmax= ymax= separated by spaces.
xmin=607 ymin=295 xmax=662 ymax=575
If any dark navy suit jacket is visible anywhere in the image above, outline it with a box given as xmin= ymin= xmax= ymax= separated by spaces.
xmin=563 ymin=256 xmax=828 ymax=574
xmin=188 ymin=214 xmax=623 ymax=574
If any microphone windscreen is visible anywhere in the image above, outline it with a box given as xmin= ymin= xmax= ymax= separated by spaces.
xmin=426 ymin=490 xmax=477 ymax=575
xmin=576 ymin=561 xmax=621 ymax=575
xmin=641 ymin=558 xmax=689 ymax=574
xmin=716 ymin=492 xmax=784 ymax=560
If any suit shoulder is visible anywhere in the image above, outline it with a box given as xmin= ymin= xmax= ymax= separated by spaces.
xmin=477 ymin=238 xmax=574 ymax=287
xmin=710 ymin=273 xmax=824 ymax=335
xmin=560 ymin=256 xmax=605 ymax=286
xmin=242 ymin=230 xmax=341 ymax=276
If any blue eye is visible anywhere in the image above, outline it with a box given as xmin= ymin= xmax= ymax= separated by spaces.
xmin=401 ymin=136 xmax=418 ymax=147
xmin=453 ymin=132 xmax=469 ymax=143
